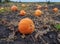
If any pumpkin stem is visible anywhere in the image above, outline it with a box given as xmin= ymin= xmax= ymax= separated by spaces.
xmin=21 ymin=34 xmax=26 ymax=38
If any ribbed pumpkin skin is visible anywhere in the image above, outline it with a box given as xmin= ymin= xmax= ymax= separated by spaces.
xmin=18 ymin=18 xmax=35 ymax=34
xmin=53 ymin=8 xmax=58 ymax=13
xmin=20 ymin=10 xmax=26 ymax=16
xmin=34 ymin=10 xmax=42 ymax=16
xmin=11 ymin=5 xmax=18 ymax=11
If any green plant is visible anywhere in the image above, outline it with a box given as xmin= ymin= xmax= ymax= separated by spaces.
xmin=54 ymin=24 xmax=60 ymax=30
xmin=0 ymin=7 xmax=9 ymax=13
xmin=0 ymin=8 xmax=5 ymax=13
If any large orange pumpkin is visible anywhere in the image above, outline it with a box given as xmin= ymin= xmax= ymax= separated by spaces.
xmin=19 ymin=10 xmax=26 ymax=16
xmin=18 ymin=18 xmax=35 ymax=34
xmin=53 ymin=8 xmax=58 ymax=13
xmin=34 ymin=9 xmax=43 ymax=16
xmin=11 ymin=5 xmax=18 ymax=11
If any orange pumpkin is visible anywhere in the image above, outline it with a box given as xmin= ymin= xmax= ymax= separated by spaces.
xmin=18 ymin=18 xmax=35 ymax=34
xmin=19 ymin=10 xmax=26 ymax=16
xmin=34 ymin=9 xmax=43 ymax=16
xmin=27 ymin=4 xmax=30 ymax=7
xmin=11 ymin=5 xmax=18 ymax=11
xmin=45 ymin=5 xmax=48 ymax=10
xmin=45 ymin=8 xmax=48 ymax=11
xmin=21 ymin=4 xmax=26 ymax=7
xmin=0 ymin=7 xmax=4 ymax=10
xmin=53 ymin=8 xmax=58 ymax=13
xmin=37 ymin=5 xmax=42 ymax=9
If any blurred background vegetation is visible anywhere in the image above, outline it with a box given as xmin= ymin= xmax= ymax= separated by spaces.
xmin=0 ymin=0 xmax=60 ymax=5
xmin=0 ymin=0 xmax=10 ymax=2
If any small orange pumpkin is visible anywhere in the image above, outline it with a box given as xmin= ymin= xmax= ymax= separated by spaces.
xmin=18 ymin=18 xmax=35 ymax=34
xmin=19 ymin=10 xmax=26 ymax=16
xmin=27 ymin=4 xmax=30 ymax=7
xmin=53 ymin=8 xmax=58 ymax=13
xmin=21 ymin=4 xmax=26 ymax=7
xmin=37 ymin=5 xmax=42 ymax=9
xmin=45 ymin=5 xmax=48 ymax=10
xmin=34 ymin=9 xmax=43 ymax=16
xmin=11 ymin=5 xmax=18 ymax=11
xmin=45 ymin=8 xmax=48 ymax=11
xmin=0 ymin=7 xmax=4 ymax=10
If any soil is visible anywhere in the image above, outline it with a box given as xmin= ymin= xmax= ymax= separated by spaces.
xmin=0 ymin=2 xmax=60 ymax=44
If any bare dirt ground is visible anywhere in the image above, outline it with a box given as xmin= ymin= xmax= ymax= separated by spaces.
xmin=0 ymin=2 xmax=60 ymax=44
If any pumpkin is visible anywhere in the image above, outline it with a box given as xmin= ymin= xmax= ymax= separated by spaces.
xmin=18 ymin=18 xmax=35 ymax=34
xmin=45 ymin=8 xmax=48 ymax=11
xmin=53 ymin=8 xmax=58 ymax=13
xmin=0 ymin=7 xmax=4 ymax=10
xmin=37 ymin=5 xmax=42 ymax=9
xmin=45 ymin=5 xmax=48 ymax=10
xmin=0 ymin=7 xmax=5 ymax=13
xmin=27 ymin=4 xmax=30 ymax=7
xmin=0 ymin=7 xmax=4 ymax=11
xmin=21 ymin=4 xmax=26 ymax=7
xmin=19 ymin=10 xmax=26 ymax=16
xmin=34 ymin=9 xmax=43 ymax=16
xmin=11 ymin=5 xmax=18 ymax=11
